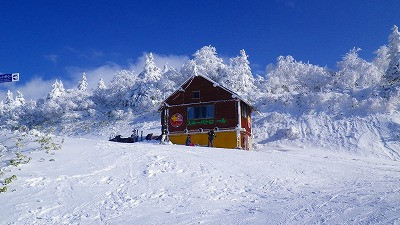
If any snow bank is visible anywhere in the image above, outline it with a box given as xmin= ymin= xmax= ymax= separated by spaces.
xmin=253 ymin=112 xmax=400 ymax=160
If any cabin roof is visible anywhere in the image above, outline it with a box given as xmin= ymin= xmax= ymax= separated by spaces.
xmin=159 ymin=73 xmax=255 ymax=111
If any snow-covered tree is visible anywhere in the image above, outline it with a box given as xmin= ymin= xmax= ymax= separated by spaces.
xmin=373 ymin=45 xmax=390 ymax=73
xmin=139 ymin=53 xmax=162 ymax=82
xmin=47 ymin=80 xmax=65 ymax=99
xmin=92 ymin=78 xmax=107 ymax=106
xmin=97 ymin=78 xmax=106 ymax=90
xmin=334 ymin=48 xmax=381 ymax=90
xmin=193 ymin=46 xmax=226 ymax=81
xmin=78 ymin=73 xmax=89 ymax=92
xmin=107 ymin=70 xmax=137 ymax=107
xmin=0 ymin=100 xmax=4 ymax=116
xmin=158 ymin=66 xmax=180 ymax=98
xmin=180 ymin=60 xmax=198 ymax=78
xmin=15 ymin=91 xmax=25 ymax=106
xmin=221 ymin=49 xmax=256 ymax=99
xmin=265 ymin=55 xmax=331 ymax=94
xmin=384 ymin=25 xmax=400 ymax=85
xmin=5 ymin=90 xmax=14 ymax=105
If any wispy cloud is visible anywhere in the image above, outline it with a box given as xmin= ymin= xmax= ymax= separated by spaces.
xmin=65 ymin=47 xmax=105 ymax=60
xmin=44 ymin=54 xmax=59 ymax=64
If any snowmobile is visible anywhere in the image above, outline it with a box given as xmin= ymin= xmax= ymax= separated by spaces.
xmin=109 ymin=135 xmax=135 ymax=143
xmin=109 ymin=133 xmax=156 ymax=143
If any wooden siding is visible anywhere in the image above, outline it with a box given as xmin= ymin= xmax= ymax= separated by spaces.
xmin=165 ymin=76 xmax=233 ymax=106
xmin=166 ymin=100 xmax=239 ymax=133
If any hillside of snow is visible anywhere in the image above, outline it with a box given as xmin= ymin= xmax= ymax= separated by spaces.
xmin=253 ymin=111 xmax=400 ymax=160
xmin=0 ymin=131 xmax=399 ymax=224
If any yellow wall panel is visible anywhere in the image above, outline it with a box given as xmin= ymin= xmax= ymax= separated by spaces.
xmin=169 ymin=131 xmax=238 ymax=149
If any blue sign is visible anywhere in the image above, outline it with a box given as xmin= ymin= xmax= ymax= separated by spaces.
xmin=0 ymin=73 xmax=19 ymax=83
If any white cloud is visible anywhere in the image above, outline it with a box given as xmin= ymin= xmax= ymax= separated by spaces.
xmin=65 ymin=62 xmax=122 ymax=90
xmin=0 ymin=77 xmax=54 ymax=101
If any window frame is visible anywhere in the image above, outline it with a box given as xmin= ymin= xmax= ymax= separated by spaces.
xmin=187 ymin=104 xmax=214 ymax=120
xmin=192 ymin=90 xmax=200 ymax=99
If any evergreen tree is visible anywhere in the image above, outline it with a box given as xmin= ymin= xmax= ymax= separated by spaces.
xmin=193 ymin=46 xmax=226 ymax=82
xmin=221 ymin=49 xmax=256 ymax=99
xmin=5 ymin=90 xmax=14 ymax=105
xmin=384 ymin=25 xmax=400 ymax=85
xmin=78 ymin=73 xmax=89 ymax=92
xmin=15 ymin=91 xmax=26 ymax=106
xmin=335 ymin=48 xmax=381 ymax=90
xmin=266 ymin=56 xmax=330 ymax=94
xmin=373 ymin=45 xmax=390 ymax=73
xmin=108 ymin=70 xmax=137 ymax=107
xmin=47 ymin=80 xmax=65 ymax=99
xmin=0 ymin=100 xmax=4 ymax=116
xmin=139 ymin=53 xmax=162 ymax=82
xmin=97 ymin=78 xmax=107 ymax=90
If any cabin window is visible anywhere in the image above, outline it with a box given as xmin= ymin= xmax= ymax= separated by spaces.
xmin=192 ymin=91 xmax=200 ymax=99
xmin=187 ymin=105 xmax=214 ymax=119
xmin=241 ymin=103 xmax=247 ymax=118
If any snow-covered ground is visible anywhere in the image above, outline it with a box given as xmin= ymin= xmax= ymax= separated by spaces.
xmin=1 ymin=131 xmax=399 ymax=224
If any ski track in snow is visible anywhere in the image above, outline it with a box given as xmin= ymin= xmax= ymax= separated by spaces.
xmin=0 ymin=136 xmax=400 ymax=224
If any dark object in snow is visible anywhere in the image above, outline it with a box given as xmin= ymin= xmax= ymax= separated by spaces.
xmin=109 ymin=135 xmax=135 ymax=143
xmin=145 ymin=133 xmax=153 ymax=141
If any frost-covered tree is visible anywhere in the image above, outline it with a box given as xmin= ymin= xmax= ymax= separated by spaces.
xmin=221 ymin=49 xmax=256 ymax=99
xmin=335 ymin=48 xmax=381 ymax=90
xmin=384 ymin=25 xmax=400 ymax=85
xmin=5 ymin=90 xmax=14 ymax=105
xmin=158 ymin=66 xmax=180 ymax=99
xmin=193 ymin=46 xmax=226 ymax=81
xmin=47 ymin=80 xmax=65 ymax=99
xmin=373 ymin=45 xmax=390 ymax=73
xmin=180 ymin=60 xmax=198 ymax=78
xmin=265 ymin=55 xmax=331 ymax=94
xmin=0 ymin=100 xmax=4 ymax=116
xmin=15 ymin=91 xmax=25 ymax=106
xmin=107 ymin=70 xmax=137 ymax=108
xmin=139 ymin=53 xmax=162 ymax=82
xmin=128 ymin=54 xmax=165 ymax=111
xmin=92 ymin=78 xmax=107 ymax=106
xmin=97 ymin=78 xmax=106 ymax=90
xmin=78 ymin=73 xmax=89 ymax=92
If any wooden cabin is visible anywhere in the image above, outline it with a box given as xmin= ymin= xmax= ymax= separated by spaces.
xmin=159 ymin=74 xmax=254 ymax=150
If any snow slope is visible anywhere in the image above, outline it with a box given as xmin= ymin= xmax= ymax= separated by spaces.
xmin=1 ymin=132 xmax=399 ymax=224
xmin=253 ymin=111 xmax=400 ymax=161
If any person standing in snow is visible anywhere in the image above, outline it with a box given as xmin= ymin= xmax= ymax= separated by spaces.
xmin=185 ymin=135 xmax=193 ymax=146
xmin=208 ymin=130 xmax=216 ymax=147
xmin=131 ymin=129 xmax=137 ymax=142
xmin=160 ymin=129 xmax=168 ymax=144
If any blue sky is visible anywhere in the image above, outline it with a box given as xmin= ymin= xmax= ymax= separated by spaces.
xmin=1 ymin=0 xmax=400 ymax=100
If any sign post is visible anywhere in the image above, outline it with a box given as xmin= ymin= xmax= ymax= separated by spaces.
xmin=0 ymin=73 xmax=19 ymax=83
